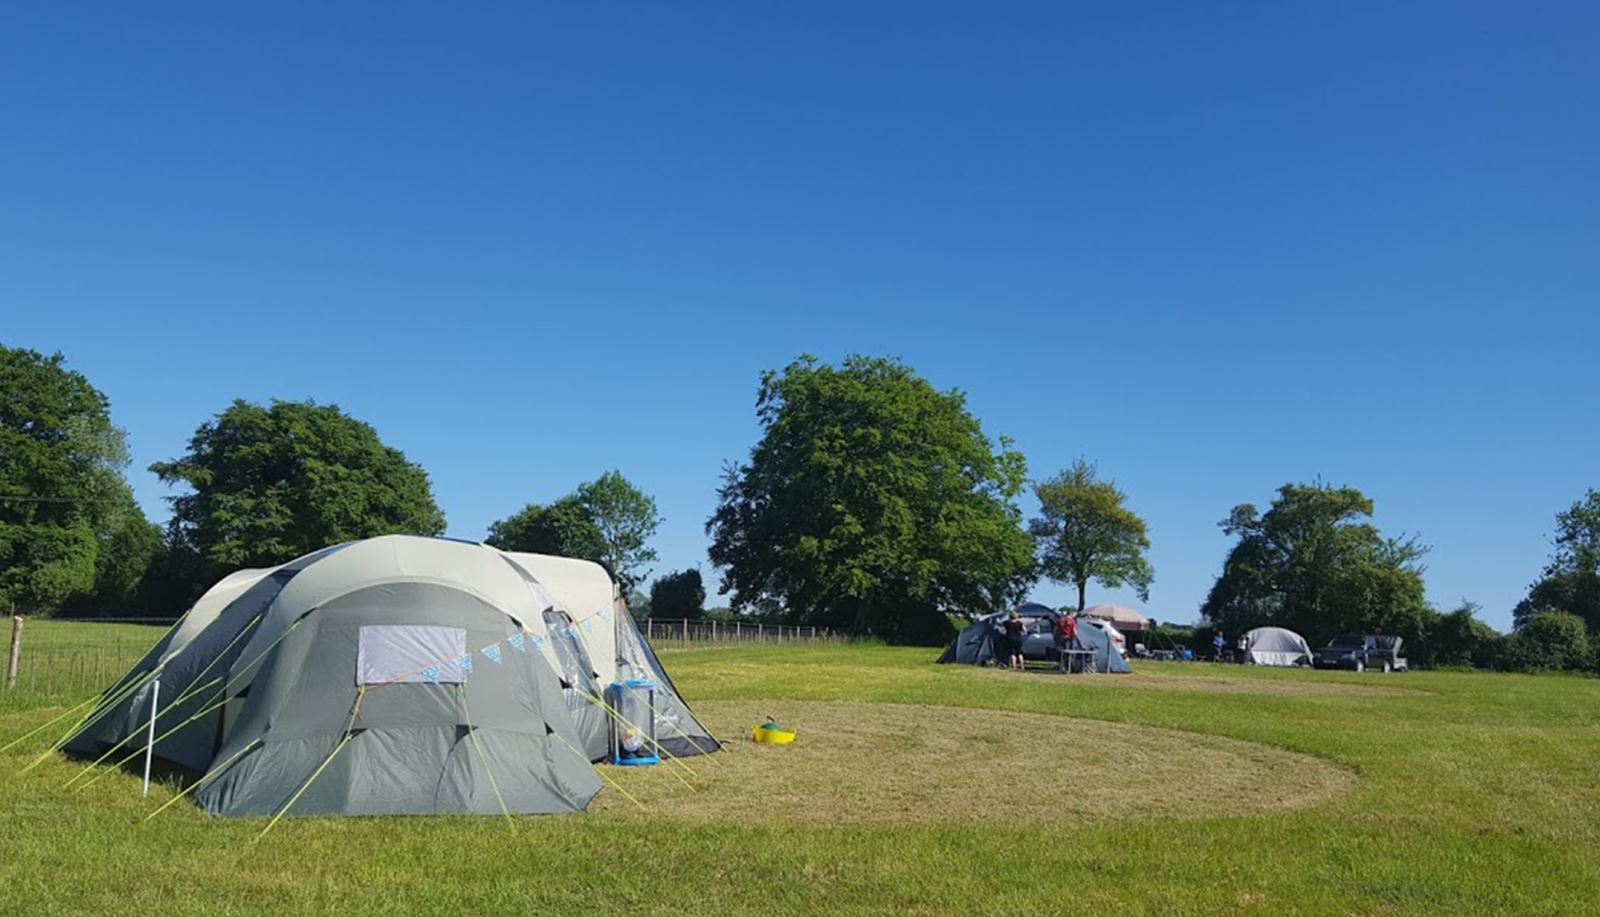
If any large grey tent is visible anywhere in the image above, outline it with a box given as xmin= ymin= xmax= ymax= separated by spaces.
xmin=61 ymin=536 xmax=716 ymax=818
xmin=1242 ymin=626 xmax=1313 ymax=667
xmin=936 ymin=605 xmax=1131 ymax=674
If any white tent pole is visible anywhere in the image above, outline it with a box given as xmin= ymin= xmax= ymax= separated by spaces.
xmin=142 ymin=679 xmax=160 ymax=797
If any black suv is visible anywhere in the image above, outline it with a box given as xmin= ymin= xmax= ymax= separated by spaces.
xmin=1313 ymin=634 xmax=1408 ymax=673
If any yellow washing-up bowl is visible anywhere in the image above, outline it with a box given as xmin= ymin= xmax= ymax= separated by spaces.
xmin=751 ymin=723 xmax=796 ymax=745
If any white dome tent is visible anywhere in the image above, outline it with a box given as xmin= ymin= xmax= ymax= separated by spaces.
xmin=1242 ymin=626 xmax=1314 ymax=667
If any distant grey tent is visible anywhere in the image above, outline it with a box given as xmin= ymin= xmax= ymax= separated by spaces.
xmin=936 ymin=606 xmax=1131 ymax=674
xmin=62 ymin=535 xmax=716 ymax=818
xmin=1243 ymin=626 xmax=1313 ymax=667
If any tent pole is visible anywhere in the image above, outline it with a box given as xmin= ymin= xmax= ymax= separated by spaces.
xmin=144 ymin=738 xmax=262 ymax=822
xmin=141 ymin=679 xmax=160 ymax=797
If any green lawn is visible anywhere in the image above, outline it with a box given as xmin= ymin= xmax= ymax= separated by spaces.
xmin=2 ymin=623 xmax=1598 ymax=915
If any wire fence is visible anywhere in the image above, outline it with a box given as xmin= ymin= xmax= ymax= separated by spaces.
xmin=641 ymin=618 xmax=853 ymax=646
xmin=1 ymin=616 xmax=846 ymax=711
xmin=2 ymin=641 xmax=153 ymax=708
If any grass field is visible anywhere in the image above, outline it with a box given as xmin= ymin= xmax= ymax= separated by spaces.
xmin=2 ymin=621 xmax=1598 ymax=915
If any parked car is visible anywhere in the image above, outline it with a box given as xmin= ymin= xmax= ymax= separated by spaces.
xmin=1313 ymin=634 xmax=1408 ymax=673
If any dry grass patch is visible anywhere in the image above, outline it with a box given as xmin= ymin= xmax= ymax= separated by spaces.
xmin=592 ymin=700 xmax=1356 ymax=826
xmin=1046 ymin=667 xmax=1426 ymax=698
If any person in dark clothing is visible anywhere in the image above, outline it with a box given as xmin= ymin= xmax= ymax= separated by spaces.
xmin=1002 ymin=610 xmax=1027 ymax=670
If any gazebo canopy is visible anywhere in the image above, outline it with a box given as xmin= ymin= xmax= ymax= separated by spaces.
xmin=1080 ymin=603 xmax=1154 ymax=630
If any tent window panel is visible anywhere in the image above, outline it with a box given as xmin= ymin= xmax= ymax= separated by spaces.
xmin=542 ymin=611 xmax=597 ymax=687
xmin=356 ymin=625 xmax=468 ymax=685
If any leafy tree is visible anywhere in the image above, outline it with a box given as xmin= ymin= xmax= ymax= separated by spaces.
xmin=650 ymin=568 xmax=707 ymax=620
xmin=0 ymin=346 xmax=141 ymax=613
xmin=134 ymin=522 xmax=213 ymax=616
xmin=1030 ymin=458 xmax=1153 ymax=612
xmin=707 ymin=355 xmax=1035 ymax=643
xmin=486 ymin=471 xmax=659 ymax=592
xmin=576 ymin=471 xmax=660 ymax=592
xmin=1201 ymin=481 xmax=1431 ymax=646
xmin=151 ymin=399 xmax=445 ymax=572
xmin=1504 ymin=611 xmax=1592 ymax=673
xmin=624 ymin=588 xmax=651 ymax=619
xmin=1516 ymin=490 xmax=1600 ymax=634
xmin=1426 ymin=601 xmax=1505 ymax=669
xmin=73 ymin=485 xmax=162 ymax=615
xmin=486 ymin=495 xmax=607 ymax=561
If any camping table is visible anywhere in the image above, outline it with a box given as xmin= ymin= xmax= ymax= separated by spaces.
xmin=1058 ymin=649 xmax=1095 ymax=674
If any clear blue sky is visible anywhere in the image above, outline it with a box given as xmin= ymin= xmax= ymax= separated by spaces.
xmin=3 ymin=3 xmax=1596 ymax=629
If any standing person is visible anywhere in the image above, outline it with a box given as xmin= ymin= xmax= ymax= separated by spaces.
xmin=1055 ymin=611 xmax=1080 ymax=671
xmin=1236 ymin=632 xmax=1249 ymax=664
xmin=1212 ymin=630 xmax=1226 ymax=662
xmin=1003 ymin=610 xmax=1027 ymax=670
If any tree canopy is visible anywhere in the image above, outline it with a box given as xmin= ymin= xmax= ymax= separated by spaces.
xmin=577 ymin=471 xmax=660 ymax=591
xmin=486 ymin=495 xmax=607 ymax=561
xmin=0 ymin=346 xmax=156 ymax=613
xmin=1516 ymin=489 xmax=1600 ymax=634
xmin=1030 ymin=458 xmax=1153 ymax=612
xmin=1200 ymin=482 xmax=1431 ymax=646
xmin=151 ymin=399 xmax=445 ymax=573
xmin=486 ymin=470 xmax=659 ymax=592
xmin=707 ymin=355 xmax=1035 ymax=643
xmin=1505 ymin=611 xmax=1593 ymax=673
xmin=650 ymin=568 xmax=706 ymax=620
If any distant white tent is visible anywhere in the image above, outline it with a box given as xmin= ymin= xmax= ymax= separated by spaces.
xmin=1243 ymin=626 xmax=1313 ymax=667
xmin=1081 ymin=603 xmax=1153 ymax=631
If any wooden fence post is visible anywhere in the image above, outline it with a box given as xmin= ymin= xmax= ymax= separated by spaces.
xmin=7 ymin=616 xmax=23 ymax=691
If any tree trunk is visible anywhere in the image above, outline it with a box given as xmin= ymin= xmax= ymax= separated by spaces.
xmin=851 ymin=594 xmax=873 ymax=635
xmin=1077 ymin=580 xmax=1087 ymax=612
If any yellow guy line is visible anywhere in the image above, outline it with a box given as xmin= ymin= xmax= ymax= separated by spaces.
xmin=458 ymin=684 xmax=514 ymax=825
xmin=546 ymin=727 xmax=646 ymax=812
xmin=574 ymin=687 xmax=699 ymax=785
xmin=253 ymin=685 xmax=365 ymax=844
xmin=144 ymin=738 xmax=263 ymax=822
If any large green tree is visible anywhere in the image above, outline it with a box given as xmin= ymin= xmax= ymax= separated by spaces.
xmin=151 ymin=399 xmax=445 ymax=573
xmin=486 ymin=470 xmax=659 ymax=592
xmin=707 ymin=355 xmax=1035 ymax=643
xmin=0 ymin=346 xmax=154 ymax=613
xmin=650 ymin=568 xmax=707 ymax=620
xmin=1515 ymin=489 xmax=1600 ymax=634
xmin=1200 ymin=482 xmax=1432 ymax=646
xmin=1030 ymin=458 xmax=1153 ymax=612
xmin=577 ymin=471 xmax=660 ymax=590
xmin=1504 ymin=611 xmax=1593 ymax=673
xmin=1424 ymin=601 xmax=1505 ymax=670
xmin=486 ymin=494 xmax=607 ymax=561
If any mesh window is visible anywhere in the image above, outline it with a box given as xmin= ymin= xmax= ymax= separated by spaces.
xmin=356 ymin=625 xmax=468 ymax=685
xmin=542 ymin=611 xmax=598 ymax=687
